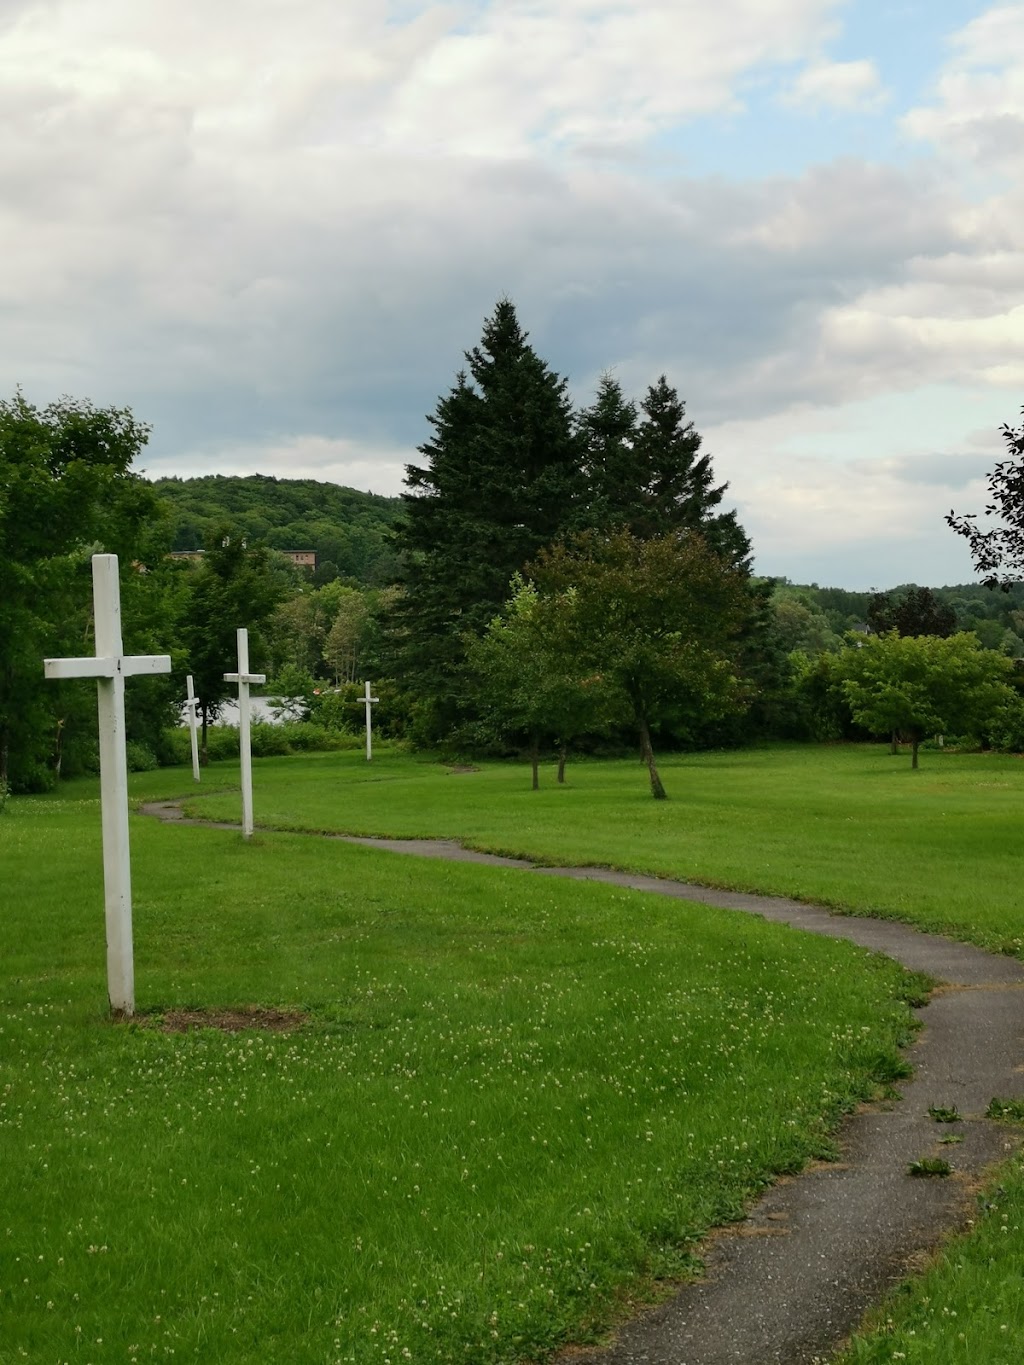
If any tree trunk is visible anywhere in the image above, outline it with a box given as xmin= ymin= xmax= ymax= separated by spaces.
xmin=911 ymin=737 xmax=920 ymax=769
xmin=52 ymin=718 xmax=65 ymax=778
xmin=200 ymin=704 xmax=209 ymax=767
xmin=0 ymin=728 xmax=9 ymax=788
xmin=890 ymin=730 xmax=899 ymax=754
xmin=530 ymin=733 xmax=540 ymax=791
xmin=557 ymin=745 xmax=567 ymax=784
xmin=638 ymin=717 xmax=667 ymax=800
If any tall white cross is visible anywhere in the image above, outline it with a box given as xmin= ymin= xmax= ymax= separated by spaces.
xmin=363 ymin=679 xmax=379 ymax=762
xmin=183 ymin=675 xmax=201 ymax=782
xmin=224 ymin=628 xmax=265 ymax=838
xmin=43 ymin=554 xmax=171 ymax=1017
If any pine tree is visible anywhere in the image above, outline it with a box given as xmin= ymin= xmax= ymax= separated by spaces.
xmin=577 ymin=374 xmax=638 ymax=532
xmin=393 ymin=300 xmax=586 ymax=732
xmin=629 ymin=376 xmax=751 ymax=568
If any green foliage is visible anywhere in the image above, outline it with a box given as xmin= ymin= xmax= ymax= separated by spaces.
xmin=928 ymin=1105 xmax=962 ymax=1123
xmin=468 ymin=576 xmax=618 ymax=784
xmin=578 ymin=373 xmax=750 ymax=567
xmin=947 ymin=404 xmax=1024 ymax=587
xmin=178 ymin=528 xmax=290 ymax=760
xmin=530 ymin=530 xmax=752 ymax=797
xmin=867 ymin=586 xmax=956 ymax=638
xmin=152 ymin=474 xmax=403 ymax=585
xmin=836 ymin=631 xmax=1017 ymax=766
xmin=124 ymin=740 xmax=159 ymax=772
xmin=987 ymin=1098 xmax=1024 ymax=1122
xmin=393 ymin=300 xmax=586 ymax=731
xmin=0 ymin=392 xmax=164 ymax=790
xmin=908 ymin=1158 xmax=952 ymax=1177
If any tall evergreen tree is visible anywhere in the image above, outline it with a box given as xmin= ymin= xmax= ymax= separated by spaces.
xmin=577 ymin=374 xmax=638 ymax=531
xmin=393 ymin=300 xmax=586 ymax=732
xmin=628 ymin=376 xmax=751 ymax=568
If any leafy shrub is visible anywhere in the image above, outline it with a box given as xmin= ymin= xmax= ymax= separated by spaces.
xmin=125 ymin=740 xmax=159 ymax=772
xmin=158 ymin=721 xmax=368 ymax=765
xmin=249 ymin=724 xmax=292 ymax=757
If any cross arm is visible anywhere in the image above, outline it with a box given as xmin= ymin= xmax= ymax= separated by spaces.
xmin=122 ymin=655 xmax=173 ymax=677
xmin=45 ymin=656 xmax=116 ymax=679
xmin=224 ymin=672 xmax=267 ymax=684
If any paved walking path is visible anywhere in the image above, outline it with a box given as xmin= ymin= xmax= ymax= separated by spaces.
xmin=140 ymin=802 xmax=1024 ymax=1364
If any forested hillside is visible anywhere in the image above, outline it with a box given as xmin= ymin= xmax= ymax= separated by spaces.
xmin=772 ymin=580 xmax=1024 ymax=656
xmin=151 ymin=474 xmax=404 ymax=585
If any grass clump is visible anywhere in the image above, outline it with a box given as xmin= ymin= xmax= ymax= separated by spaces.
xmin=928 ymin=1105 xmax=961 ymax=1124
xmin=1 ymin=784 xmax=918 ymax=1364
xmin=907 ymin=1158 xmax=953 ymax=1178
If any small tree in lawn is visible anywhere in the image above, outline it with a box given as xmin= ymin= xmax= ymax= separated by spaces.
xmin=530 ymin=530 xmax=751 ymax=799
xmin=836 ymin=631 xmax=1017 ymax=768
xmin=468 ymin=577 xmax=616 ymax=789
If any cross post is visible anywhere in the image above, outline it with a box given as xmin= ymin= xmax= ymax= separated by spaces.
xmin=224 ymin=628 xmax=265 ymax=838
xmin=44 ymin=554 xmax=172 ymax=1016
xmin=183 ymin=675 xmax=201 ymax=782
xmin=363 ymin=679 xmax=379 ymax=762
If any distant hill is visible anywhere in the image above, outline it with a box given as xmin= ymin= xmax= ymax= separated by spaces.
xmin=150 ymin=474 xmax=405 ymax=586
xmin=774 ymin=578 xmax=1024 ymax=654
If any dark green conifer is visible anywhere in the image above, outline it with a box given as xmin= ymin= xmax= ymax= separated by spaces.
xmin=393 ymin=300 xmax=585 ymax=732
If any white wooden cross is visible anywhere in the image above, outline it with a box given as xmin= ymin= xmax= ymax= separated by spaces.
xmin=183 ymin=675 xmax=201 ymax=782
xmin=224 ymin=628 xmax=265 ymax=839
xmin=43 ymin=554 xmax=171 ymax=1017
xmin=363 ymin=679 xmax=379 ymax=762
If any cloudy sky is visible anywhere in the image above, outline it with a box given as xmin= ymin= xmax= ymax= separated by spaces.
xmin=3 ymin=0 xmax=1023 ymax=589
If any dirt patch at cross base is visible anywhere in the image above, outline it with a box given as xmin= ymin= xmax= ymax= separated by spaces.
xmin=138 ymin=1006 xmax=308 ymax=1034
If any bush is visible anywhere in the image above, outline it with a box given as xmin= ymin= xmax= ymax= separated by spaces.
xmin=125 ymin=740 xmax=159 ymax=772
xmin=157 ymin=721 xmax=369 ymax=766
xmin=249 ymin=724 xmax=292 ymax=757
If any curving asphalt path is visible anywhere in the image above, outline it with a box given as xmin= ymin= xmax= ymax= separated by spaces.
xmin=140 ymin=802 xmax=1024 ymax=1365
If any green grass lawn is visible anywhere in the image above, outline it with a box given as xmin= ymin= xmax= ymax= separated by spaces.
xmin=138 ymin=742 xmax=1024 ymax=957
xmin=1 ymin=769 xmax=920 ymax=1365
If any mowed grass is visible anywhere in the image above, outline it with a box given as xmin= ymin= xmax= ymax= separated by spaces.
xmin=145 ymin=743 xmax=1024 ymax=957
xmin=0 ymin=782 xmax=919 ymax=1365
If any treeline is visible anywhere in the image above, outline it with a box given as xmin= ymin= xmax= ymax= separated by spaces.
xmin=152 ymin=474 xmax=403 ymax=586
xmin=5 ymin=301 xmax=1024 ymax=796
xmin=770 ymin=580 xmax=1024 ymax=657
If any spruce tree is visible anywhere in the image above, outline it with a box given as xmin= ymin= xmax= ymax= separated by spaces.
xmin=629 ymin=376 xmax=752 ymax=569
xmin=577 ymin=374 xmax=638 ymax=532
xmin=393 ymin=300 xmax=585 ymax=733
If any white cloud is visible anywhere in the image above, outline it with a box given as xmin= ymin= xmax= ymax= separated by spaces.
xmin=783 ymin=58 xmax=886 ymax=112
xmin=903 ymin=3 xmax=1024 ymax=174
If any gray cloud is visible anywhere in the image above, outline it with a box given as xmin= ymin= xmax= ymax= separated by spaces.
xmin=1 ymin=0 xmax=1022 ymax=588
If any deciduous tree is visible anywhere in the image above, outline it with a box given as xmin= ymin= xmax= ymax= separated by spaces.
xmin=530 ymin=530 xmax=751 ymax=798
xmin=469 ymin=577 xmax=617 ymax=788
xmin=836 ymin=631 xmax=1016 ymax=768
xmin=0 ymin=393 xmax=159 ymax=789
xmin=947 ymin=407 xmax=1024 ymax=586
